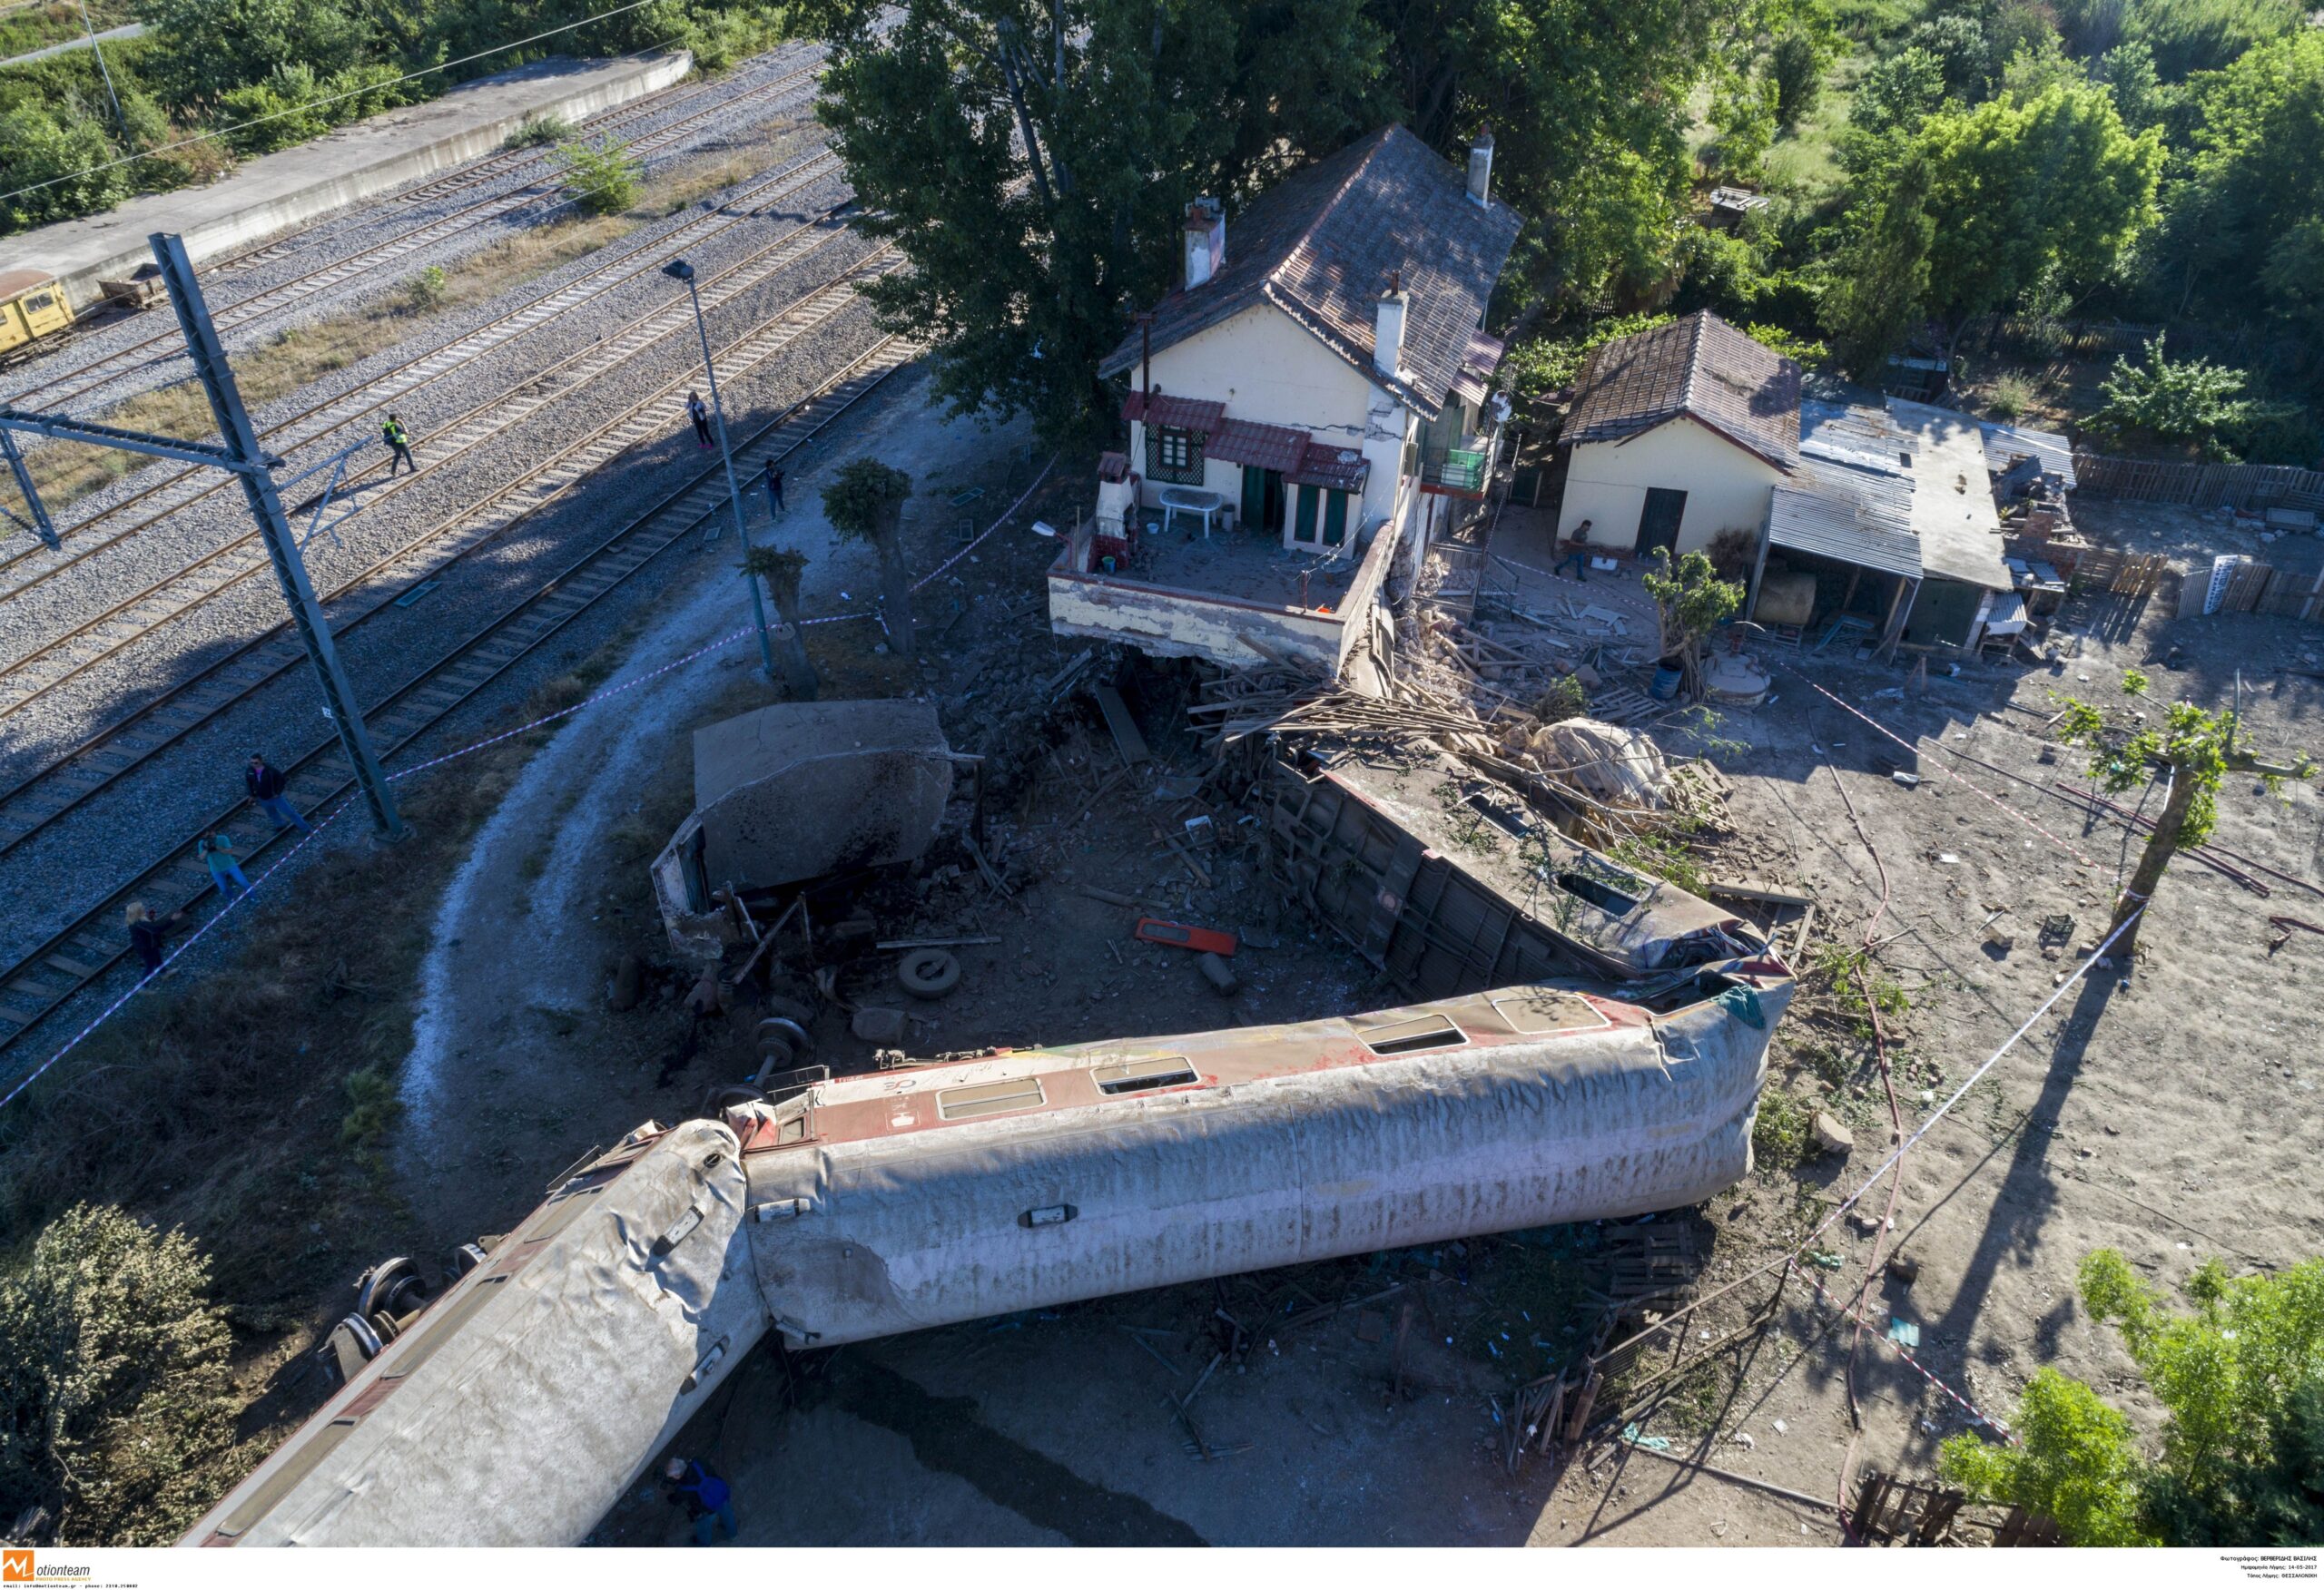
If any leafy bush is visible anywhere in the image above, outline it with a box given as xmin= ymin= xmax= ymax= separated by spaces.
xmin=1769 ymin=29 xmax=1827 ymax=129
xmin=1498 ymin=313 xmax=1674 ymax=424
xmin=1986 ymin=372 xmax=2036 ymax=418
xmin=555 ymin=134 xmax=641 ymax=216
xmin=502 ymin=112 xmax=574 ymax=150
xmin=0 ymin=103 xmax=128 ymax=230
xmin=1707 ymin=73 xmax=1779 ymax=181
xmin=0 ymin=1205 xmax=239 ymax=1546
xmin=1742 ymin=321 xmax=1827 ymax=368
xmin=1945 ymin=1251 xmax=2324 ymax=1546
xmin=2093 ymin=334 xmax=2253 ymax=456
xmin=403 ymin=263 xmax=447 ymax=313
xmin=1750 ymin=1086 xmax=1809 ymax=1171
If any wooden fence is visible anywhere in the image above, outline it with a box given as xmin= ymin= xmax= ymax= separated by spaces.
xmin=2198 ymin=560 xmax=2324 ymax=621
xmin=2073 ymin=451 xmax=2324 ymax=514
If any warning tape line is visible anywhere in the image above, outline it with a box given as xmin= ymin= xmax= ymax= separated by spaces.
xmin=1787 ymin=1257 xmax=2014 ymax=1440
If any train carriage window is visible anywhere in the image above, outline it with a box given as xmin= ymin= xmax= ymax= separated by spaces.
xmin=1489 ymin=991 xmax=1610 ymax=1035
xmin=1092 ymin=1056 xmax=1198 ymax=1095
xmin=25 ymin=293 xmax=53 ymax=312
xmin=1354 ymin=1014 xmax=1467 ymax=1055
xmin=937 ymin=1076 xmax=1045 ymax=1120
xmin=1554 ymin=863 xmax=1646 ymax=915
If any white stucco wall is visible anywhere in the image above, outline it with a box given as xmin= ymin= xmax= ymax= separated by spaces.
xmin=1558 ymin=417 xmax=1784 ymax=556
xmin=1128 ymin=302 xmax=1413 ymax=535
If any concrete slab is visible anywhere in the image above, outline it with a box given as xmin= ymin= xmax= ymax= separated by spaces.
xmin=0 ymin=51 xmax=692 ymax=312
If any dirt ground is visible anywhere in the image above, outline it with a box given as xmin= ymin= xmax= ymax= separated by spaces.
xmin=380 ymin=401 xmax=2321 ymax=1548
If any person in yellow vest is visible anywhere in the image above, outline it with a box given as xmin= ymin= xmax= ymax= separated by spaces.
xmin=383 ymin=414 xmax=417 ymax=475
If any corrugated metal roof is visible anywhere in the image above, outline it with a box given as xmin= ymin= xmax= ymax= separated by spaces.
xmin=1978 ymin=417 xmax=2076 ymax=490
xmin=1768 ymin=456 xmax=1920 ymax=580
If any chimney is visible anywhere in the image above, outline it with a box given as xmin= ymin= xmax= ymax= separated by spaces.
xmin=1374 ymin=270 xmax=1406 ymax=381
xmin=1183 ymin=196 xmax=1225 ymax=290
xmin=1467 ymin=125 xmax=1494 ymax=208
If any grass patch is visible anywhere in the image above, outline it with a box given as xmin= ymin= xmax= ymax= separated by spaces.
xmin=1751 ymin=1085 xmax=1812 ymax=1172
xmin=1607 ymin=829 xmax=1709 ymax=899
xmin=1809 ymin=941 xmax=1909 ymax=1040
xmin=0 ymin=0 xmax=133 ymax=60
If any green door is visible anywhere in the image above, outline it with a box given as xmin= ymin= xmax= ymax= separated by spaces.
xmin=1322 ymin=489 xmax=1348 ymax=547
xmin=1241 ymin=465 xmax=1266 ymax=529
xmin=1294 ymin=485 xmax=1320 ymax=544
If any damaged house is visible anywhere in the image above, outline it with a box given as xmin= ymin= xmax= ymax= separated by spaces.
xmin=1049 ymin=123 xmax=1521 ymax=674
xmin=1554 ymin=310 xmax=2056 ymax=655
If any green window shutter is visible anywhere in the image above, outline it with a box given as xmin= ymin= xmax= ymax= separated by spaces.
xmin=1294 ymin=486 xmax=1320 ymax=543
xmin=1322 ymin=490 xmax=1348 ymax=546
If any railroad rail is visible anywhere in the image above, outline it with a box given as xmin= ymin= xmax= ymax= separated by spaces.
xmin=0 ymin=148 xmax=844 ymax=604
xmin=0 ymin=57 xmax=824 ymax=415
xmin=0 ymin=162 xmax=852 ymax=727
xmin=0 ymin=240 xmax=896 ymax=859
xmin=0 ymin=334 xmax=911 ymax=1064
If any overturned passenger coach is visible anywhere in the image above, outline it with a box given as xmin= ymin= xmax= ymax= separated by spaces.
xmin=186 ymin=749 xmax=1792 ymax=1546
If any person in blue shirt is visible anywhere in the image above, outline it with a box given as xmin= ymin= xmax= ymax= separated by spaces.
xmin=662 ymin=1457 xmax=736 ymax=1545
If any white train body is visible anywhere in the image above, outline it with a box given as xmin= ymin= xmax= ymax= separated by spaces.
xmin=186 ymin=959 xmax=1790 ymax=1546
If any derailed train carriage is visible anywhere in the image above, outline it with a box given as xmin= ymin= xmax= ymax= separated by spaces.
xmin=185 ymin=753 xmax=1795 ymax=1546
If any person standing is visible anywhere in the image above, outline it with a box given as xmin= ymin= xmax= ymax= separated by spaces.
xmin=383 ymin=414 xmax=417 ymax=475
xmin=125 ymin=901 xmax=184 ymax=977
xmin=686 ymin=391 xmax=713 ymax=449
xmin=196 ymin=832 xmax=251 ymax=898
xmin=662 ymin=1457 xmax=736 ymax=1545
xmin=762 ymin=458 xmax=784 ymax=519
xmin=1557 ymin=518 xmax=1594 ymax=584
xmin=245 ymin=754 xmax=310 ymax=834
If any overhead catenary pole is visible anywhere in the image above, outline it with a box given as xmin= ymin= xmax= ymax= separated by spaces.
xmin=664 ymin=257 xmax=777 ymax=682
xmin=76 ymin=0 xmax=127 ymax=137
xmin=149 ymin=232 xmax=405 ymax=839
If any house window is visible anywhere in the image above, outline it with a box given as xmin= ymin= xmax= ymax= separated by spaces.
xmin=1146 ymin=425 xmax=1204 ymax=485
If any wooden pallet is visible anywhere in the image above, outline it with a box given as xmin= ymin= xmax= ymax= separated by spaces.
xmin=1588 ymin=684 xmax=1655 ymax=725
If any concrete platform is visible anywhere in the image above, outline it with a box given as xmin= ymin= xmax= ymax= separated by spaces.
xmin=0 ymin=51 xmax=692 ymax=312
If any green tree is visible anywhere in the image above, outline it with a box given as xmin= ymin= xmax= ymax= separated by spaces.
xmin=821 ymin=459 xmax=916 ymax=660
xmin=738 ymin=545 xmax=820 ymax=701
xmin=133 ymin=0 xmax=373 ymax=111
xmin=0 ymin=1205 xmax=239 ymax=1546
xmin=1945 ymin=1251 xmax=2324 ymax=1546
xmin=1820 ymin=150 xmax=1935 ymax=379
xmin=1941 ymin=1368 xmax=2158 ymax=1546
xmin=797 ymin=0 xmax=1386 ymax=447
xmin=2092 ymin=334 xmax=2253 ymax=454
xmin=2162 ymin=33 xmax=2324 ymax=335
xmin=1915 ymin=80 xmax=2162 ymax=357
xmin=2100 ymin=37 xmax=2167 ymax=130
xmin=2130 ymin=0 xmax=2297 ymax=83
xmin=1707 ymin=71 xmax=1780 ymax=182
xmin=2053 ymin=673 xmax=2236 ymax=957
xmin=0 ymin=103 xmax=127 ymax=231
xmin=1642 ymin=546 xmax=1742 ymax=701
xmin=1844 ymin=45 xmax=1948 ymax=159
xmin=1769 ymin=28 xmax=1827 ymax=130
xmin=554 ymin=135 xmax=640 ymax=216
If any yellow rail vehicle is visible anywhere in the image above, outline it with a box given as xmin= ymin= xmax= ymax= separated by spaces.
xmin=0 ymin=270 xmax=74 ymax=360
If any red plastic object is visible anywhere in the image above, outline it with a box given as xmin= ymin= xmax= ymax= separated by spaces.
xmin=1135 ymin=918 xmax=1238 ymax=957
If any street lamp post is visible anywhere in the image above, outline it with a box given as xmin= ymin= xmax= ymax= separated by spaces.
xmin=663 ymin=258 xmax=776 ymax=682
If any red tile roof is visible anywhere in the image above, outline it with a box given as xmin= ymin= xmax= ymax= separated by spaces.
xmin=1207 ymin=418 xmax=1310 ymax=474
xmin=1120 ymin=392 xmax=1226 ymax=434
xmin=1288 ymin=447 xmax=1371 ymax=494
xmin=1564 ymin=311 xmax=1800 ymax=472
xmin=1098 ymin=125 xmax=1521 ymax=421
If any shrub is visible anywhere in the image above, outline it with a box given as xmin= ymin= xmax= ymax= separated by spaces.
xmin=1987 ymin=372 xmax=2036 ymax=419
xmin=1750 ymin=1086 xmax=1810 ymax=1171
xmin=0 ymin=1205 xmax=239 ymax=1546
xmin=403 ymin=263 xmax=447 ymax=313
xmin=2093 ymin=334 xmax=2253 ymax=456
xmin=503 ymin=112 xmax=574 ymax=150
xmin=1770 ymin=29 xmax=1827 ymax=129
xmin=555 ymin=135 xmax=641 ymax=216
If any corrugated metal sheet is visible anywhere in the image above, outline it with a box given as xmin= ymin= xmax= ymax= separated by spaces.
xmin=1768 ymin=456 xmax=1921 ymax=579
xmin=1979 ymin=417 xmax=2076 ymax=490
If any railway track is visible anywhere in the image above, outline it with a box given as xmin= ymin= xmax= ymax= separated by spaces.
xmin=0 ymin=147 xmax=844 ymax=602
xmin=0 ymin=56 xmax=825 ymax=416
xmin=0 ymin=334 xmax=911 ymax=1065
xmin=0 ymin=240 xmax=896 ymax=858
